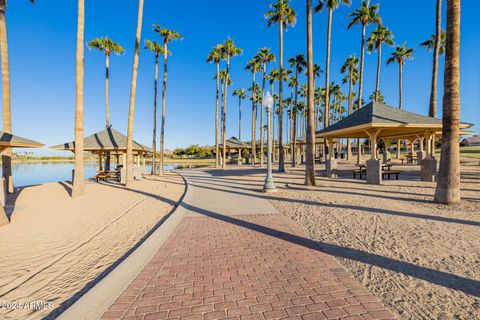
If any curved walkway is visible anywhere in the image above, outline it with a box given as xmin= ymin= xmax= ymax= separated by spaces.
xmin=101 ymin=169 xmax=395 ymax=320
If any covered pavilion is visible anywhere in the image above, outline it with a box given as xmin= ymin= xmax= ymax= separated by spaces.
xmin=0 ymin=131 xmax=44 ymax=226
xmin=315 ymin=101 xmax=473 ymax=184
xmin=218 ymin=137 xmax=249 ymax=165
xmin=51 ymin=127 xmax=151 ymax=171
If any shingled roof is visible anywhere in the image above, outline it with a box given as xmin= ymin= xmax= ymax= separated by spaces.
xmin=0 ymin=131 xmax=44 ymax=148
xmin=316 ymin=101 xmax=473 ymax=139
xmin=219 ymin=137 xmax=249 ymax=149
xmin=50 ymin=127 xmax=150 ymax=152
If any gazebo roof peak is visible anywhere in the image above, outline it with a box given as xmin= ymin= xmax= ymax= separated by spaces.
xmin=50 ymin=126 xmax=150 ymax=152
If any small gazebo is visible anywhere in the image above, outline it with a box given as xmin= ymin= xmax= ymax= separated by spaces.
xmin=51 ymin=127 xmax=151 ymax=170
xmin=0 ymin=131 xmax=44 ymax=226
xmin=218 ymin=137 xmax=249 ymax=165
xmin=315 ymin=101 xmax=473 ymax=184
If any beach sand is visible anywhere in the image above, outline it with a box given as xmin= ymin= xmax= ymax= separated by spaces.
xmin=0 ymin=172 xmax=185 ymax=319
xmin=206 ymin=159 xmax=480 ymax=320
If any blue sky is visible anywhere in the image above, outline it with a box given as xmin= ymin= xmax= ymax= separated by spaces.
xmin=4 ymin=0 xmax=480 ymax=156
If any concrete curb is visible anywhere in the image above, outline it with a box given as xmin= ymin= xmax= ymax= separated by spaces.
xmin=56 ymin=171 xmax=192 ymax=320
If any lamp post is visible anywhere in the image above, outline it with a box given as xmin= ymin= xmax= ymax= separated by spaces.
xmin=263 ymin=92 xmax=277 ymax=192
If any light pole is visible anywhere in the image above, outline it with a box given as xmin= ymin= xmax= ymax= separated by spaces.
xmin=263 ymin=92 xmax=277 ymax=192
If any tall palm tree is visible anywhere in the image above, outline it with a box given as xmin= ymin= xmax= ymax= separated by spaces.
xmin=72 ymin=0 xmax=85 ymax=197
xmin=87 ymin=37 xmax=124 ymax=128
xmin=434 ymin=0 xmax=461 ymax=204
xmin=348 ymin=0 xmax=380 ymax=109
xmin=145 ymin=40 xmax=167 ymax=175
xmin=245 ymin=58 xmax=261 ymax=165
xmin=153 ymin=25 xmax=182 ymax=175
xmin=88 ymin=37 xmax=124 ymax=171
xmin=232 ymin=89 xmax=247 ymax=140
xmin=288 ymin=76 xmax=298 ymax=147
xmin=288 ymin=54 xmax=306 ymax=167
xmin=340 ymin=55 xmax=358 ymax=161
xmin=386 ymin=43 xmax=413 ymax=109
xmin=219 ymin=39 xmax=242 ymax=169
xmin=426 ymin=0 xmax=444 ymax=120
xmin=265 ymin=0 xmax=297 ymax=172
xmin=305 ymin=0 xmax=317 ymax=185
xmin=315 ymin=0 xmax=351 ymax=130
xmin=255 ymin=48 xmax=276 ymax=167
xmin=0 ymin=0 xmax=35 ymax=193
xmin=367 ymin=25 xmax=394 ymax=101
xmin=387 ymin=43 xmax=413 ymax=159
xmin=207 ymin=45 xmax=225 ymax=168
xmin=125 ymin=0 xmax=144 ymax=186
xmin=348 ymin=0 xmax=380 ymax=163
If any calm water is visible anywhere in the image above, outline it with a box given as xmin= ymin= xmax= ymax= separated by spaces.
xmin=1 ymin=162 xmax=202 ymax=187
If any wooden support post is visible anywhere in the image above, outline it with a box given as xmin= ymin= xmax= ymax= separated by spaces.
xmin=98 ymin=151 xmax=103 ymax=171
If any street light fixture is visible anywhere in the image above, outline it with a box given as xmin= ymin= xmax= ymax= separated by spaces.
xmin=262 ymin=92 xmax=277 ymax=192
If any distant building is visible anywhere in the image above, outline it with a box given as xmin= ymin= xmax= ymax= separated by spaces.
xmin=461 ymin=135 xmax=480 ymax=146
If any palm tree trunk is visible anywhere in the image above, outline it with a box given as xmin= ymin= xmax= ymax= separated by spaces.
xmin=305 ymin=0 xmax=315 ymax=186
xmin=434 ymin=0 xmax=461 ymax=204
xmin=159 ymin=46 xmax=169 ymax=175
xmin=278 ymin=19 xmax=285 ymax=172
xmin=238 ymin=97 xmax=242 ymax=140
xmin=125 ymin=0 xmax=144 ymax=185
xmin=324 ymin=8 xmax=332 ymax=130
xmin=0 ymin=4 xmax=13 ymax=193
xmin=347 ymin=70 xmax=354 ymax=160
xmin=292 ymin=72 xmax=298 ymax=167
xmin=222 ymin=57 xmax=230 ymax=169
xmin=251 ymin=73 xmax=257 ymax=165
xmin=215 ymin=62 xmax=220 ymax=168
xmin=105 ymin=53 xmax=110 ymax=128
xmin=105 ymin=53 xmax=111 ymax=170
xmin=151 ymin=55 xmax=158 ymax=175
xmin=72 ymin=0 xmax=85 ymax=197
xmin=429 ymin=0 xmax=442 ymax=118
xmin=356 ymin=24 xmax=366 ymax=164
xmin=399 ymin=63 xmax=403 ymax=109
xmin=375 ymin=43 xmax=381 ymax=101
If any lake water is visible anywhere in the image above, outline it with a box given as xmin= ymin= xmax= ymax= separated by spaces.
xmin=2 ymin=162 xmax=203 ymax=187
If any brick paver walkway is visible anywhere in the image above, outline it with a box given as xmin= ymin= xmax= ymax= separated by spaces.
xmin=102 ymin=170 xmax=394 ymax=320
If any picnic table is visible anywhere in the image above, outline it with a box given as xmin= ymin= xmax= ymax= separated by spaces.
xmin=400 ymin=154 xmax=417 ymax=164
xmin=352 ymin=163 xmax=399 ymax=180
xmin=95 ymin=170 xmax=121 ymax=182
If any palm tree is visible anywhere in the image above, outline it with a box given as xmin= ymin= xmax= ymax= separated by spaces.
xmin=207 ymin=45 xmax=225 ymax=168
xmin=288 ymin=54 xmax=306 ymax=167
xmin=125 ymin=0 xmax=144 ymax=186
xmin=348 ymin=0 xmax=380 ymax=164
xmin=219 ymin=39 xmax=242 ymax=169
xmin=72 ymin=0 xmax=85 ymax=197
xmin=386 ymin=43 xmax=413 ymax=109
xmin=426 ymin=0 xmax=444 ymax=120
xmin=153 ymin=25 xmax=183 ymax=175
xmin=0 ymin=0 xmax=35 ymax=193
xmin=315 ymin=0 xmax=351 ymax=130
xmin=232 ymin=89 xmax=247 ymax=140
xmin=369 ymin=90 xmax=384 ymax=103
xmin=265 ymin=0 xmax=297 ymax=172
xmin=87 ymin=37 xmax=124 ymax=171
xmin=340 ymin=55 xmax=359 ymax=161
xmin=245 ymin=58 xmax=262 ymax=165
xmin=145 ymin=40 xmax=167 ymax=174
xmin=387 ymin=43 xmax=413 ymax=159
xmin=288 ymin=76 xmax=298 ymax=148
xmin=367 ymin=25 xmax=394 ymax=101
xmin=434 ymin=0 xmax=461 ymax=204
xmin=348 ymin=0 xmax=380 ymax=109
xmin=87 ymin=37 xmax=124 ymax=128
xmin=305 ymin=0 xmax=317 ymax=185
xmin=255 ymin=48 xmax=276 ymax=167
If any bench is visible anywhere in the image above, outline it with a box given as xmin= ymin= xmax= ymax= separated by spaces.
xmin=95 ymin=174 xmax=108 ymax=182
xmin=382 ymin=170 xmax=401 ymax=180
xmin=352 ymin=169 xmax=365 ymax=179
